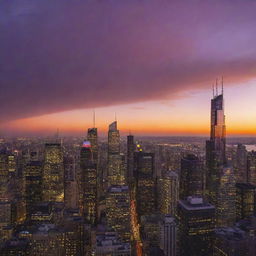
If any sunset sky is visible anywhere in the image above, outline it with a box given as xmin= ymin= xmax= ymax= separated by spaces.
xmin=1 ymin=0 xmax=256 ymax=136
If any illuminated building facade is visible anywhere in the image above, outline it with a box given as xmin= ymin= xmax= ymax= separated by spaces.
xmin=135 ymin=151 xmax=156 ymax=219
xmin=180 ymin=154 xmax=203 ymax=199
xmin=80 ymin=140 xmax=97 ymax=225
xmin=236 ymin=183 xmax=256 ymax=221
xmin=216 ymin=166 xmax=236 ymax=227
xmin=42 ymin=143 xmax=64 ymax=202
xmin=159 ymin=170 xmax=178 ymax=216
xmin=106 ymin=185 xmax=131 ymax=242
xmin=24 ymin=160 xmax=42 ymax=217
xmin=87 ymin=128 xmax=98 ymax=164
xmin=107 ymin=121 xmax=125 ymax=186
xmin=178 ymin=197 xmax=215 ymax=256
xmin=0 ymin=150 xmax=8 ymax=200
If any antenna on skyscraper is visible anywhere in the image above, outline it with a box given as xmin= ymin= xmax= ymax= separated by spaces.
xmin=212 ymin=84 xmax=215 ymax=97
xmin=115 ymin=112 xmax=117 ymax=122
xmin=221 ymin=76 xmax=224 ymax=95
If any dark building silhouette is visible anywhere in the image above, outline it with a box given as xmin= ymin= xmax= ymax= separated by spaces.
xmin=178 ymin=197 xmax=215 ymax=256
xmin=80 ymin=140 xmax=97 ymax=225
xmin=180 ymin=154 xmax=203 ymax=199
xmin=135 ymin=151 xmax=156 ymax=219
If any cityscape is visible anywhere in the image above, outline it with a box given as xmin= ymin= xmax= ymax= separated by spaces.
xmin=1 ymin=1 xmax=256 ymax=256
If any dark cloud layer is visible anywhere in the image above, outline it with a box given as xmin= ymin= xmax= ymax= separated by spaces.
xmin=1 ymin=0 xmax=256 ymax=121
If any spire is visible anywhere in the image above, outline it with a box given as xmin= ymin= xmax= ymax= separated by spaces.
xmin=115 ymin=112 xmax=117 ymax=122
xmin=212 ymin=84 xmax=215 ymax=98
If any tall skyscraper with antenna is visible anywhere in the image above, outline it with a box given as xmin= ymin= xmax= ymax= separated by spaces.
xmin=206 ymin=79 xmax=236 ymax=227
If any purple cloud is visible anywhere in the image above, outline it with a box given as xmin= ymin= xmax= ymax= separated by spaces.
xmin=1 ymin=0 xmax=256 ymax=121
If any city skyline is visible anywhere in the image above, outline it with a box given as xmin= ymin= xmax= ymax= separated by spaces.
xmin=1 ymin=80 xmax=255 ymax=137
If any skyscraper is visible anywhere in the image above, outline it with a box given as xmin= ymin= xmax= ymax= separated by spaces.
xmin=206 ymin=88 xmax=226 ymax=204
xmin=25 ymin=160 xmax=42 ymax=217
xmin=206 ymin=85 xmax=236 ymax=227
xmin=159 ymin=170 xmax=178 ymax=216
xmin=80 ymin=140 xmax=97 ymax=225
xmin=107 ymin=121 xmax=125 ymax=186
xmin=42 ymin=143 xmax=64 ymax=202
xmin=87 ymin=128 xmax=98 ymax=164
xmin=106 ymin=185 xmax=131 ymax=242
xmin=127 ymin=135 xmax=135 ymax=182
xmin=108 ymin=121 xmax=120 ymax=155
xmin=178 ymin=197 xmax=215 ymax=256
xmin=160 ymin=215 xmax=177 ymax=256
xmin=135 ymin=151 xmax=156 ymax=219
xmin=180 ymin=154 xmax=203 ymax=199
xmin=235 ymin=144 xmax=248 ymax=183
xmin=64 ymin=156 xmax=78 ymax=210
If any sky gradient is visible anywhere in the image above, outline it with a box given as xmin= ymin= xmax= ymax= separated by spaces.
xmin=1 ymin=0 xmax=256 ymax=136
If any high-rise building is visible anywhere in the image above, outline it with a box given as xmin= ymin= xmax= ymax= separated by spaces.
xmin=159 ymin=170 xmax=178 ymax=216
xmin=206 ymin=89 xmax=226 ymax=203
xmin=127 ymin=135 xmax=135 ymax=182
xmin=178 ymin=197 xmax=215 ymax=256
xmin=87 ymin=128 xmax=98 ymax=164
xmin=64 ymin=156 xmax=78 ymax=209
xmin=140 ymin=214 xmax=163 ymax=253
xmin=135 ymin=151 xmax=156 ymax=219
xmin=247 ymin=151 xmax=256 ymax=185
xmin=42 ymin=143 xmax=64 ymax=202
xmin=24 ymin=160 xmax=42 ymax=217
xmin=206 ymin=87 xmax=236 ymax=227
xmin=235 ymin=144 xmax=248 ymax=183
xmin=180 ymin=154 xmax=203 ymax=199
xmin=107 ymin=121 xmax=125 ymax=186
xmin=108 ymin=121 xmax=120 ymax=155
xmin=217 ymin=166 xmax=236 ymax=227
xmin=106 ymin=185 xmax=131 ymax=242
xmin=80 ymin=140 xmax=97 ymax=225
xmin=0 ymin=150 xmax=8 ymax=200
xmin=236 ymin=183 xmax=256 ymax=221
xmin=160 ymin=215 xmax=177 ymax=256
